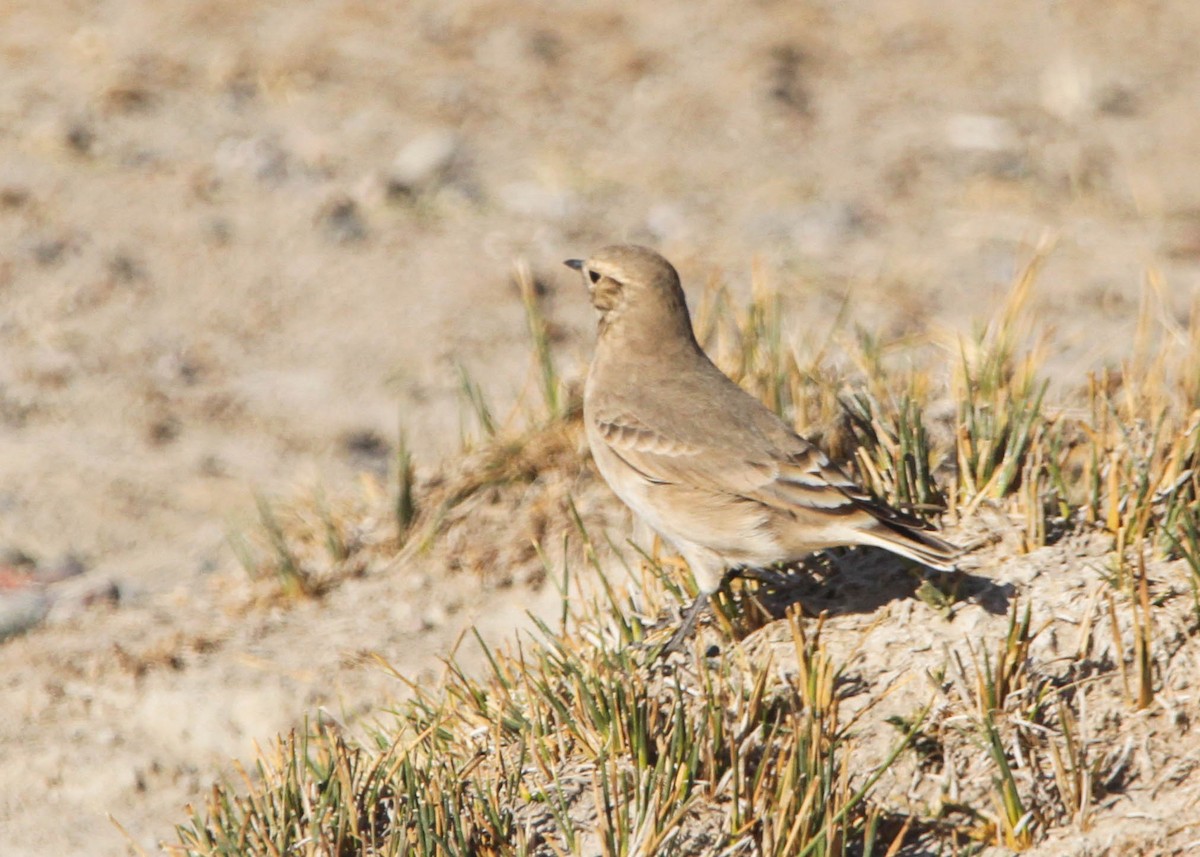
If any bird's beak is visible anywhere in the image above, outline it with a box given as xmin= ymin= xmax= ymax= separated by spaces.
xmin=563 ymin=259 xmax=584 ymax=271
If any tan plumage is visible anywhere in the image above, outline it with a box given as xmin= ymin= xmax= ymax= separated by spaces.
xmin=567 ymin=245 xmax=959 ymax=609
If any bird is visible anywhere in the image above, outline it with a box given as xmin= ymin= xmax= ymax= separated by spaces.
xmin=565 ymin=244 xmax=959 ymax=651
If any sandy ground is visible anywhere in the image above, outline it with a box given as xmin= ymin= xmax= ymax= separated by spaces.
xmin=1 ymin=0 xmax=1199 ymax=853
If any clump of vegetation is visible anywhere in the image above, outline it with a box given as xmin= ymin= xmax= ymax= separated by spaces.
xmin=174 ymin=605 xmax=929 ymax=856
xmin=181 ymin=251 xmax=1200 ymax=855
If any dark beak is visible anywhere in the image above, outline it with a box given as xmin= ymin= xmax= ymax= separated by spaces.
xmin=563 ymin=259 xmax=584 ymax=271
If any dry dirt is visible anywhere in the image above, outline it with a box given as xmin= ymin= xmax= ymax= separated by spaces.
xmin=2 ymin=1 xmax=1199 ymax=854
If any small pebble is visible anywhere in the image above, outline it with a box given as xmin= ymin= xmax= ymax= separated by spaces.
xmin=33 ymin=553 xmax=87 ymax=585
xmin=316 ymin=196 xmax=367 ymax=243
xmin=46 ymin=579 xmax=120 ymax=624
xmin=0 ymin=546 xmax=36 ymax=569
xmin=389 ymin=130 xmax=460 ymax=195
xmin=421 ymin=603 xmax=448 ymax=630
xmin=0 ymin=589 xmax=51 ymax=642
xmin=944 ymin=113 xmax=1017 ymax=153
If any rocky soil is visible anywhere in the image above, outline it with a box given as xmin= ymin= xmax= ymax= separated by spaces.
xmin=2 ymin=1 xmax=1199 ymax=854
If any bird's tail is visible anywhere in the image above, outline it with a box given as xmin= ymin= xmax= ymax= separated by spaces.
xmin=858 ymin=515 xmax=961 ymax=572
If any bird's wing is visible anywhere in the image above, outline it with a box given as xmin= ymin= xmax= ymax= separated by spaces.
xmin=749 ymin=445 xmax=880 ymax=515
xmin=591 ymin=408 xmax=858 ymax=513
xmin=592 ymin=407 xmax=940 ymax=531
xmin=758 ymin=449 xmax=941 ymax=531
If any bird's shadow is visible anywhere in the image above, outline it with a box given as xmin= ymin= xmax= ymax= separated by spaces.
xmin=738 ymin=546 xmax=1012 ymax=624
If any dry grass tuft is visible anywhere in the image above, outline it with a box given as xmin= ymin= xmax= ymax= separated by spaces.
xmin=184 ymin=251 xmax=1200 ymax=855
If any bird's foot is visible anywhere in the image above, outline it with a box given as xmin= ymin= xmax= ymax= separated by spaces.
xmin=658 ymin=591 xmax=711 ymax=657
xmin=734 ymin=565 xmax=793 ymax=589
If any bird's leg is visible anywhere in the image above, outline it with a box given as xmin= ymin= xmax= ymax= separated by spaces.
xmin=659 ymin=567 xmax=743 ymax=655
xmin=660 ymin=590 xmax=712 ymax=655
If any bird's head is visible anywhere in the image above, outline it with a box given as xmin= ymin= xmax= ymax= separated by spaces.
xmin=564 ymin=245 xmax=694 ymax=344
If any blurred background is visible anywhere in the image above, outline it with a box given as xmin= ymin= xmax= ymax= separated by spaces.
xmin=1 ymin=0 xmax=1198 ymax=852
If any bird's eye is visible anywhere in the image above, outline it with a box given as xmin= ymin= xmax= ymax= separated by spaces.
xmin=588 ymin=270 xmax=601 ymax=284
